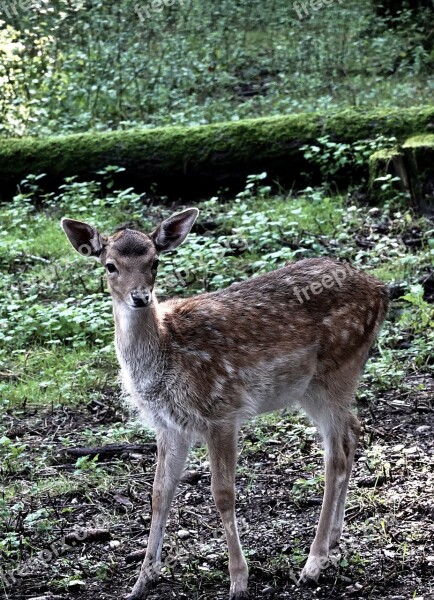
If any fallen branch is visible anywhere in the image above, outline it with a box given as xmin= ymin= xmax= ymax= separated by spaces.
xmin=63 ymin=443 xmax=157 ymax=459
xmin=28 ymin=596 xmax=65 ymax=600
xmin=64 ymin=528 xmax=111 ymax=544
xmin=125 ymin=549 xmax=147 ymax=564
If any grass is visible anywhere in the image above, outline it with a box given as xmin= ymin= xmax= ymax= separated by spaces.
xmin=0 ymin=347 xmax=114 ymax=407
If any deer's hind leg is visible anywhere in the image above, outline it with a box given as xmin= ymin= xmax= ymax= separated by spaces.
xmin=299 ymin=375 xmax=361 ymax=583
xmin=329 ymin=411 xmax=360 ymax=548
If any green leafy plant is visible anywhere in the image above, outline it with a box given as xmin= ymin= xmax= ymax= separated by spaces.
xmin=301 ymin=135 xmax=398 ymax=179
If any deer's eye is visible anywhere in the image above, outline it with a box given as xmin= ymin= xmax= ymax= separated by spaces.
xmin=106 ymin=263 xmax=117 ymax=274
xmin=152 ymin=259 xmax=159 ymax=270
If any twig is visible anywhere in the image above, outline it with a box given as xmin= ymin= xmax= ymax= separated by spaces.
xmin=63 ymin=443 xmax=157 ymax=459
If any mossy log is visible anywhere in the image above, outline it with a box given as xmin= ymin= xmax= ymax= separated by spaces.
xmin=369 ymin=134 xmax=434 ymax=212
xmin=1 ymin=106 xmax=434 ymax=200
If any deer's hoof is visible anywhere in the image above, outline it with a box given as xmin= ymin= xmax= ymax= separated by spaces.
xmin=229 ymin=571 xmax=249 ymax=599
xmin=229 ymin=592 xmax=249 ymax=600
xmin=124 ymin=592 xmax=147 ymax=600
xmin=299 ymin=555 xmax=328 ymax=586
xmin=125 ymin=578 xmax=156 ymax=600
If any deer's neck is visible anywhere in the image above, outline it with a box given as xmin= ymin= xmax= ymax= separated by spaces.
xmin=113 ymin=297 xmax=163 ymax=370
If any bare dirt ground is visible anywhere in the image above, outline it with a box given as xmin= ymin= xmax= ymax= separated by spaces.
xmin=1 ymin=374 xmax=433 ymax=600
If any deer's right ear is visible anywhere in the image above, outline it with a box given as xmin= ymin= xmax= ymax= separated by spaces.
xmin=61 ymin=218 xmax=105 ymax=258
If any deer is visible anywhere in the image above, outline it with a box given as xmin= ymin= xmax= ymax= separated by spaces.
xmin=61 ymin=208 xmax=388 ymax=600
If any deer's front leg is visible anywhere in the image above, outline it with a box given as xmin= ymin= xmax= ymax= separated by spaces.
xmin=206 ymin=426 xmax=249 ymax=600
xmin=126 ymin=429 xmax=190 ymax=600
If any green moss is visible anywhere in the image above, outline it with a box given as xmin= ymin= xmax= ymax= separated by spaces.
xmin=0 ymin=106 xmax=433 ymax=199
xmin=368 ymin=147 xmax=402 ymax=188
xmin=324 ymin=105 xmax=434 ymax=141
xmin=402 ymin=134 xmax=434 ymax=148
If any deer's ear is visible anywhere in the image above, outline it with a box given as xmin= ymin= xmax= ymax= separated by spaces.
xmin=61 ymin=218 xmax=105 ymax=257
xmin=151 ymin=208 xmax=198 ymax=253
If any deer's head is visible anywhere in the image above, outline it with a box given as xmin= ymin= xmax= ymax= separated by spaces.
xmin=61 ymin=208 xmax=198 ymax=309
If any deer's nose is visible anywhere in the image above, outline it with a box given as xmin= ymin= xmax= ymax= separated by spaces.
xmin=131 ymin=292 xmax=149 ymax=307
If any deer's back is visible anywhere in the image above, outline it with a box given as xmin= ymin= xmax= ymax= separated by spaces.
xmin=163 ymin=258 xmax=387 ymax=363
xmin=144 ymin=259 xmax=388 ymax=431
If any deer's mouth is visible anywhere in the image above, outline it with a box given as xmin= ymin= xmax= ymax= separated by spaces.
xmin=128 ymin=300 xmax=151 ymax=310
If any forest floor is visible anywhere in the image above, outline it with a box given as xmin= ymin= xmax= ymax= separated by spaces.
xmin=1 ymin=181 xmax=433 ymax=600
xmin=1 ymin=376 xmax=433 ymax=600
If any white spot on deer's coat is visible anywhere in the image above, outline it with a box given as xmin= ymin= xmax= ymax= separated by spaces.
xmin=341 ymin=329 xmax=350 ymax=342
xmin=192 ymin=350 xmax=211 ymax=361
xmin=223 ymin=359 xmax=235 ymax=375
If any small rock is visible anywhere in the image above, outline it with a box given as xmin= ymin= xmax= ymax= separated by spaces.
xmin=177 ymin=529 xmax=190 ymax=539
xmin=392 ymin=444 xmax=405 ymax=453
xmin=416 ymin=425 xmax=430 ymax=434
xmin=262 ymin=586 xmax=274 ymax=595
xmin=205 ymin=553 xmax=219 ymax=561
xmin=109 ymin=540 xmax=121 ymax=549
xmin=113 ymin=493 xmax=133 ymax=507
xmin=68 ymin=580 xmax=85 ymax=589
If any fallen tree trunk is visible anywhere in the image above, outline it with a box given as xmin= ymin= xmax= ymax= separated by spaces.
xmin=1 ymin=106 xmax=433 ymax=200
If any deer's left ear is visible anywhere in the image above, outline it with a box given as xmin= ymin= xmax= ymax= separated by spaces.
xmin=151 ymin=208 xmax=198 ymax=253
xmin=61 ymin=218 xmax=105 ymax=258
